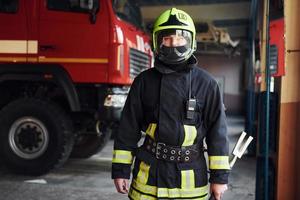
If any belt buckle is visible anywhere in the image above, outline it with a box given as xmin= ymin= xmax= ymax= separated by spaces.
xmin=156 ymin=142 xmax=165 ymax=159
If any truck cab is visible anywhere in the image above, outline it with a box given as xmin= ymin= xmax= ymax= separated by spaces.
xmin=0 ymin=0 xmax=152 ymax=175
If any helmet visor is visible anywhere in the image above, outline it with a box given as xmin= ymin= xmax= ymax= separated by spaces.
xmin=156 ymin=29 xmax=193 ymax=64
xmin=157 ymin=29 xmax=192 ymax=48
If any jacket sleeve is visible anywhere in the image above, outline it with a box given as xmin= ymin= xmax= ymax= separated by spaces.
xmin=111 ymin=76 xmax=144 ymax=179
xmin=204 ymin=79 xmax=230 ymax=184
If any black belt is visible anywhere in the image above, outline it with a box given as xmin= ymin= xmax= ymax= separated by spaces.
xmin=142 ymin=137 xmax=201 ymax=163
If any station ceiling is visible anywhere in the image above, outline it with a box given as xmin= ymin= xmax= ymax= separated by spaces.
xmin=137 ymin=0 xmax=251 ymax=40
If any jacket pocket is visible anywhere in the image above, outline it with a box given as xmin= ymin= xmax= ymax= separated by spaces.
xmin=177 ymin=157 xmax=208 ymax=187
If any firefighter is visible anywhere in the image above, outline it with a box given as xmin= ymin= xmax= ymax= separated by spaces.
xmin=112 ymin=8 xmax=230 ymax=200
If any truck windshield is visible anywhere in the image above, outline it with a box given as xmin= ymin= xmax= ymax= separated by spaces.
xmin=112 ymin=0 xmax=143 ymax=30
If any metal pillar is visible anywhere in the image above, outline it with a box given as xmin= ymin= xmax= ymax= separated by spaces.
xmin=245 ymin=0 xmax=258 ymax=156
xmin=264 ymin=0 xmax=271 ymax=199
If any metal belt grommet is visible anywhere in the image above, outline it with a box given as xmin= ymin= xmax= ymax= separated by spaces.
xmin=163 ymin=149 xmax=168 ymax=153
xmin=163 ymin=154 xmax=167 ymax=159
xmin=170 ymin=156 xmax=175 ymax=160
xmin=185 ymin=150 xmax=190 ymax=155
xmin=171 ymin=150 xmax=176 ymax=154
xmin=185 ymin=156 xmax=190 ymax=161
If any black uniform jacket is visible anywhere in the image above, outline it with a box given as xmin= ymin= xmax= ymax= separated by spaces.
xmin=112 ymin=55 xmax=230 ymax=200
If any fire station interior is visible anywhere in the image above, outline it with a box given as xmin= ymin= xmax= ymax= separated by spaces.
xmin=0 ymin=0 xmax=299 ymax=200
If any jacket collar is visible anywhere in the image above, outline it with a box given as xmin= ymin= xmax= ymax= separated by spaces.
xmin=154 ymin=55 xmax=198 ymax=74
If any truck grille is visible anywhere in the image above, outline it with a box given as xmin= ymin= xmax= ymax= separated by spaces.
xmin=129 ymin=48 xmax=150 ymax=79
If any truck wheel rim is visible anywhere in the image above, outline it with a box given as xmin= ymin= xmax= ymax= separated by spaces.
xmin=9 ymin=117 xmax=49 ymax=160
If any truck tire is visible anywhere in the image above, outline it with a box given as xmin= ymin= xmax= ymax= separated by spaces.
xmin=0 ymin=98 xmax=74 ymax=175
xmin=70 ymin=122 xmax=111 ymax=158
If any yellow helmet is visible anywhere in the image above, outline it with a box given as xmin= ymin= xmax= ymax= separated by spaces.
xmin=152 ymin=8 xmax=197 ymax=64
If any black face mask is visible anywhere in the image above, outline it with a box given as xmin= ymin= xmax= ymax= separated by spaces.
xmin=158 ymin=45 xmax=189 ymax=64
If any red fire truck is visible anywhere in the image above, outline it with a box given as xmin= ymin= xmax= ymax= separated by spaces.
xmin=0 ymin=0 xmax=152 ymax=175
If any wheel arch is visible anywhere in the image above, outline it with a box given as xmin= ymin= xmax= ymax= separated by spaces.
xmin=0 ymin=63 xmax=80 ymax=112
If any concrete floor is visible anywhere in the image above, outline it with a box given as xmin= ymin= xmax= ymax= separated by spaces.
xmin=0 ymin=116 xmax=256 ymax=200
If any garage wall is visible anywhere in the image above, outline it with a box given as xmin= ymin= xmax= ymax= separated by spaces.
xmin=196 ymin=54 xmax=245 ymax=115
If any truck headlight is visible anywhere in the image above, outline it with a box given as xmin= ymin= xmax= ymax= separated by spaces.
xmin=104 ymin=94 xmax=127 ymax=108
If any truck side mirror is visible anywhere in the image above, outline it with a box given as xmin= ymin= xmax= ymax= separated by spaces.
xmin=79 ymin=0 xmax=99 ymax=24
xmin=89 ymin=7 xmax=98 ymax=24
